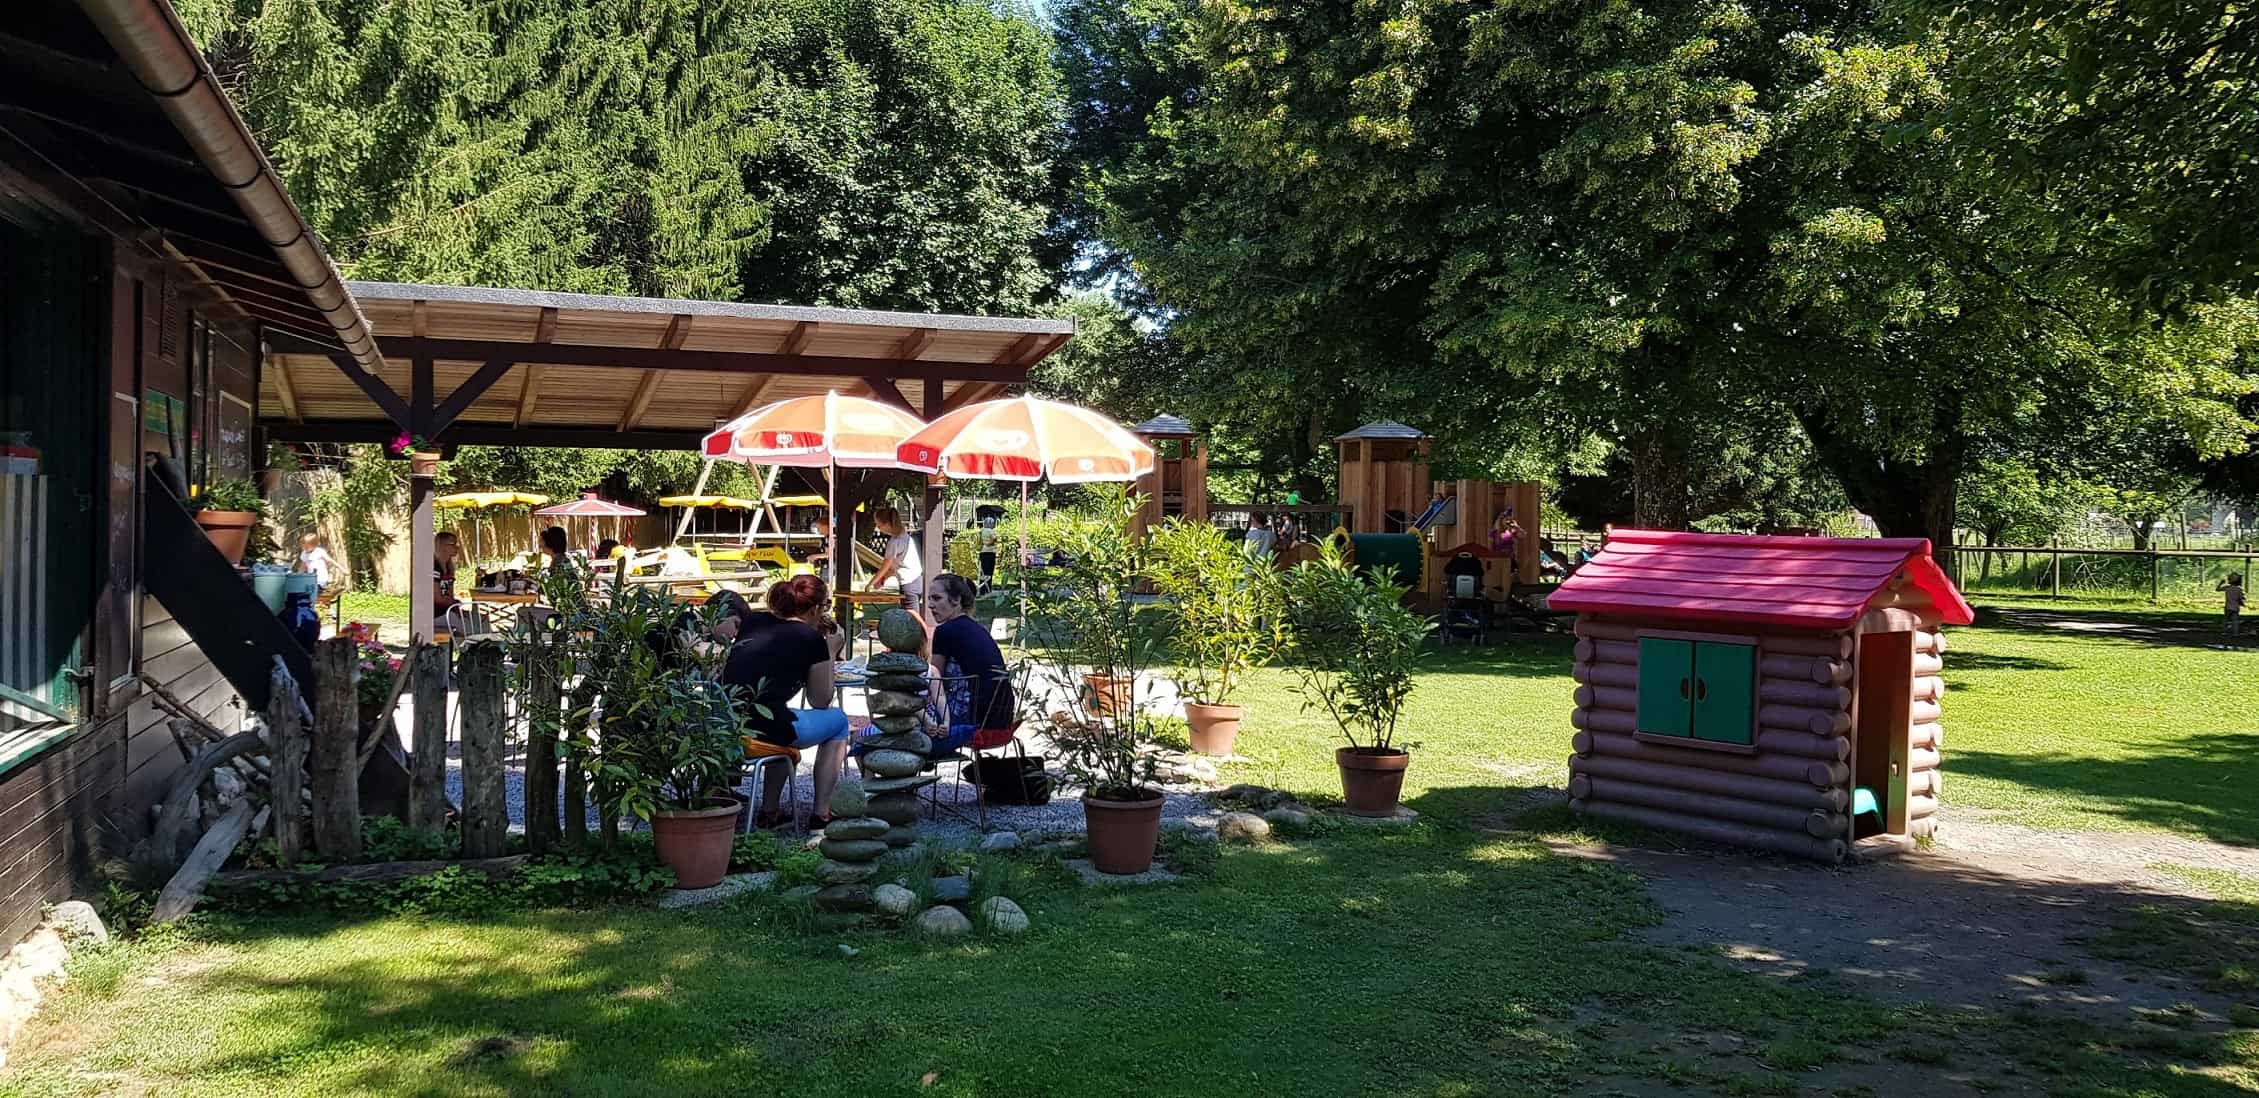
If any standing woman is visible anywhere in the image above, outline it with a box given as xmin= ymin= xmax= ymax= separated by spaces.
xmin=723 ymin=575 xmax=852 ymax=829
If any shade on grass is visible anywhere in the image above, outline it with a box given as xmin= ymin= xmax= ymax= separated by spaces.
xmin=11 ymin=599 xmax=2255 ymax=1096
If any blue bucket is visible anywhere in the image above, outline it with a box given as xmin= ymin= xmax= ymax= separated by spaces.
xmin=250 ymin=572 xmax=290 ymax=614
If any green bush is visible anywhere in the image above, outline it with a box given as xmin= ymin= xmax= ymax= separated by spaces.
xmin=194 ymin=478 xmax=264 ymax=514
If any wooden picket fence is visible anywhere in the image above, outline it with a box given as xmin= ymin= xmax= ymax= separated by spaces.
xmin=266 ymin=635 xmax=584 ymax=867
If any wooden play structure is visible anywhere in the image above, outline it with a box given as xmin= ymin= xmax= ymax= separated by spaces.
xmin=1420 ymin=478 xmax=1544 ymax=598
xmin=1132 ymin=414 xmax=1208 ymax=535
xmin=1549 ymin=531 xmax=1973 ymax=863
xmin=1335 ymin=421 xmax=1431 ymax=533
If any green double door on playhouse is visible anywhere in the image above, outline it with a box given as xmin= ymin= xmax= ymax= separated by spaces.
xmin=1635 ymin=638 xmax=1755 ymax=746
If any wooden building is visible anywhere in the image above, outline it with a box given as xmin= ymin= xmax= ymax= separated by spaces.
xmin=1129 ymin=414 xmax=1206 ymax=536
xmin=0 ymin=0 xmax=370 ymax=943
xmin=0 ymin=0 xmax=1078 ymax=948
xmin=1549 ymin=531 xmax=1973 ymax=862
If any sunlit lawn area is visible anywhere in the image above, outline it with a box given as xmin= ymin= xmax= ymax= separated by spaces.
xmin=11 ymin=599 xmax=2253 ymax=1096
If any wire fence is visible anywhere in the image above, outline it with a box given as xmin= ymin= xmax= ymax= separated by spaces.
xmin=1947 ymin=546 xmax=2255 ymax=604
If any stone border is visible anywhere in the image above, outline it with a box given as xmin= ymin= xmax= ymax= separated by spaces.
xmin=0 ymin=901 xmax=107 ymax=1070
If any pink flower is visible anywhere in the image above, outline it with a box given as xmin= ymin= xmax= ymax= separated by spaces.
xmin=390 ymin=431 xmax=412 ymax=454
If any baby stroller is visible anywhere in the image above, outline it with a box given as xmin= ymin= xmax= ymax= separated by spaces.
xmin=1438 ymin=552 xmax=1489 ymax=645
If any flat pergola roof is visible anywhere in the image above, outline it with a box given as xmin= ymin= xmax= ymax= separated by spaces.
xmin=262 ymin=281 xmax=1077 ymax=449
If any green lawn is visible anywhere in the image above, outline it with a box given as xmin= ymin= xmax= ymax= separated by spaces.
xmin=8 ymin=599 xmax=2257 ymax=1096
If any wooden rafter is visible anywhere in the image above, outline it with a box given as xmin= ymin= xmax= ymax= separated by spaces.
xmin=621 ymin=314 xmax=692 ymax=431
xmin=516 ymin=308 xmax=558 ymax=428
xmin=324 ymin=353 xmax=411 ymax=428
xmin=780 ymin=320 xmax=816 ymax=355
xmin=732 ymin=374 xmax=776 ymax=420
xmin=410 ymin=299 xmax=429 ymax=338
xmin=271 ymin=358 xmax=301 ymax=421
xmin=434 ymin=358 xmax=518 ymax=434
xmin=941 ymin=381 xmax=1008 ymax=414
xmin=860 ymin=377 xmax=915 ymax=414
xmin=275 ymin=333 xmax=1031 ymax=384
xmin=895 ymin=328 xmax=935 ymax=361
xmin=991 ymin=333 xmax=1042 ymax=365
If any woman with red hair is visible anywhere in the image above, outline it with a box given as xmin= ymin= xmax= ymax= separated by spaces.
xmin=722 ymin=574 xmax=850 ymax=828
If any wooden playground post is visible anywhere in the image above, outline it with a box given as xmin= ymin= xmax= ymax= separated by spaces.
xmin=408 ymin=644 xmax=450 ymax=834
xmin=523 ymin=641 xmax=562 ymax=854
xmin=265 ymin=660 xmax=307 ymax=866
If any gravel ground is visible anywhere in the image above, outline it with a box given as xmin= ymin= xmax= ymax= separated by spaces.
xmin=391 ymin=666 xmax=1219 ymax=840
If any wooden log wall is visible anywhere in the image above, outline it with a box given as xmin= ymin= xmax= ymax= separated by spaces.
xmin=1571 ymin=612 xmax=1952 ymax=854
xmin=1569 ymin=619 xmax=1854 ymax=863
xmin=1904 ymin=626 xmax=1946 ymax=840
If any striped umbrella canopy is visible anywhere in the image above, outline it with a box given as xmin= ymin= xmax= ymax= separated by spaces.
xmin=700 ymin=391 xmax=926 ymax=468
xmin=894 ymin=396 xmax=1154 ymax=483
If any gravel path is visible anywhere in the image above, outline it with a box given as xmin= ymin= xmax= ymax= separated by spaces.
xmin=390 ymin=666 xmax=1221 ymax=841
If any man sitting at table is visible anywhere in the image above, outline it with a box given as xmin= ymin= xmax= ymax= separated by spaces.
xmin=921 ymin=573 xmax=1016 ymax=754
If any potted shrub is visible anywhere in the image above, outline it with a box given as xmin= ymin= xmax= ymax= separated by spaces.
xmin=1149 ymin=518 xmax=1283 ymax=755
xmin=1279 ymin=544 xmax=1432 ymax=816
xmin=563 ymin=582 xmax=749 ymax=887
xmin=192 ymin=478 xmax=265 ymax=565
xmin=1024 ymin=491 xmax=1167 ymax=873
xmin=390 ymin=431 xmax=441 ymax=476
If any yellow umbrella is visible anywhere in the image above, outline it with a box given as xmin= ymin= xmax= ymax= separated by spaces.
xmin=658 ymin=494 xmax=760 ymax=509
xmin=435 ymin=490 xmax=551 ymax=566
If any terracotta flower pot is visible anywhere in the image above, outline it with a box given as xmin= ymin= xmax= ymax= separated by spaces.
xmin=1082 ymin=790 xmax=1165 ymax=874
xmin=1336 ymin=746 xmax=1411 ymax=817
xmin=1082 ymin=672 xmax=1135 ymax=718
xmin=194 ymin=509 xmax=258 ymax=565
xmin=1184 ymin=702 xmax=1243 ymax=756
xmin=651 ymin=797 xmax=741 ymax=889
xmin=409 ymin=451 xmax=442 ymax=477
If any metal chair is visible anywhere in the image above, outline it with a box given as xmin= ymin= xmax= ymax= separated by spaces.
xmin=738 ymin=737 xmax=803 ymax=833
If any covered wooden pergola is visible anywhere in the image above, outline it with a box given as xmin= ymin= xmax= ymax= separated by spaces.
xmin=257 ymin=281 xmax=1076 ymax=637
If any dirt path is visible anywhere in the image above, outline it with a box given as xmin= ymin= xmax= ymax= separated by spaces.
xmin=1541 ymin=811 xmax=2255 ymax=1025
xmin=1991 ymin=607 xmax=2255 ymax=650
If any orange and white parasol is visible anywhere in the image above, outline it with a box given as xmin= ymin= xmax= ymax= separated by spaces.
xmin=894 ymin=396 xmax=1155 ymax=483
xmin=701 ymin=391 xmax=925 ymax=468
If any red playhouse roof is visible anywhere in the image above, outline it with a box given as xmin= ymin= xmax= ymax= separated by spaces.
xmin=1549 ymin=530 xmax=1974 ymax=632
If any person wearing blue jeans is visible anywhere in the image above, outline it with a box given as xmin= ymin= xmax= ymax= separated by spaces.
xmin=722 ymin=574 xmax=853 ymax=829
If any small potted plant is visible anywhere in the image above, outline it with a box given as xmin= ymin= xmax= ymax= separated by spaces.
xmin=390 ymin=432 xmax=440 ymax=476
xmin=1025 ymin=491 xmax=1167 ymax=873
xmin=340 ymin=621 xmax=404 ymax=732
xmin=192 ymin=478 xmax=265 ymax=565
xmin=1149 ymin=518 xmax=1282 ymax=755
xmin=1280 ymin=544 xmax=1431 ymax=816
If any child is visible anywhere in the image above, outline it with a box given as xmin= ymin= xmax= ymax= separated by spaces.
xmin=2221 ymin=574 xmax=2246 ymax=638
xmin=296 ymin=532 xmax=340 ymax=614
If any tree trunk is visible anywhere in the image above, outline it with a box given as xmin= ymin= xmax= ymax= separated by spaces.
xmin=1797 ymin=408 xmax=1963 ymax=562
xmin=1628 ymin=428 xmax=1693 ymax=530
xmin=2130 ymin=516 xmax=2157 ymax=551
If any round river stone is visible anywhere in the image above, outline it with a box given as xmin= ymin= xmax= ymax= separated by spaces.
xmin=818 ymin=837 xmax=889 ymax=862
xmin=861 ymin=749 xmax=925 ymax=779
xmin=867 ymin=650 xmax=929 ymax=674
xmin=862 ymin=774 xmax=938 ymax=795
xmin=866 ymin=672 xmax=930 ymax=694
xmin=868 ymin=691 xmax=927 ymax=717
xmin=818 ymin=859 xmax=880 ymax=884
xmin=877 ymin=608 xmax=925 ymax=652
xmin=823 ymin=817 xmax=889 ymax=841
xmin=813 ymin=884 xmax=874 ymax=911
xmin=867 ymin=793 xmax=920 ymax=825
xmin=872 ymin=714 xmax=926 ymax=734
xmin=861 ymin=731 xmax=932 ymax=756
xmin=882 ymin=825 xmax=918 ymax=848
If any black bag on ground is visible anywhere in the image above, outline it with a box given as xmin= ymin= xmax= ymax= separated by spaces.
xmin=971 ymin=755 xmax=1052 ymax=805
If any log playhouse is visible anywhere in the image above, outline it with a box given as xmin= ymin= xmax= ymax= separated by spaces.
xmin=1549 ymin=531 xmax=1974 ymax=862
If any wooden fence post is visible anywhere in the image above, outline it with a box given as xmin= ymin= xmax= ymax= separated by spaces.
xmin=458 ymin=640 xmax=508 ymax=859
xmin=522 ymin=643 xmax=561 ymax=855
xmin=409 ymin=645 xmax=451 ymax=834
xmin=266 ymin=660 xmax=306 ymax=867
xmin=310 ymin=637 xmax=362 ymax=861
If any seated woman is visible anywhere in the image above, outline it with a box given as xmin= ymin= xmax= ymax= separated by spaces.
xmin=922 ymin=573 xmax=1017 ymax=754
xmin=721 ymin=575 xmax=852 ymax=829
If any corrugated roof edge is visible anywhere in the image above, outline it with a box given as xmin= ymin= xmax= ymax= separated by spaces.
xmin=346 ymin=281 xmax=1076 ymax=335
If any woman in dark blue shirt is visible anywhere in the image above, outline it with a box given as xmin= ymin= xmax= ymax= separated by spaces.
xmin=921 ymin=573 xmax=1015 ymax=752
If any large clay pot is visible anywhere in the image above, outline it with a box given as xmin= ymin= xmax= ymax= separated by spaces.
xmin=1082 ymin=790 xmax=1164 ymax=874
xmin=1082 ymin=672 xmax=1135 ymax=717
xmin=194 ymin=510 xmax=257 ymax=565
xmin=409 ymin=451 xmax=442 ymax=477
xmin=1336 ymin=746 xmax=1411 ymax=817
xmin=1184 ymin=702 xmax=1243 ymax=756
xmin=651 ymin=797 xmax=741 ymax=889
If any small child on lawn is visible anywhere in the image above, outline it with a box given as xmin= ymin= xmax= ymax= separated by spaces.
xmin=2220 ymin=573 xmax=2246 ymax=638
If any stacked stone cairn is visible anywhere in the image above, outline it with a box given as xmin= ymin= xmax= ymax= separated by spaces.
xmin=813 ymin=609 xmax=938 ymax=916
